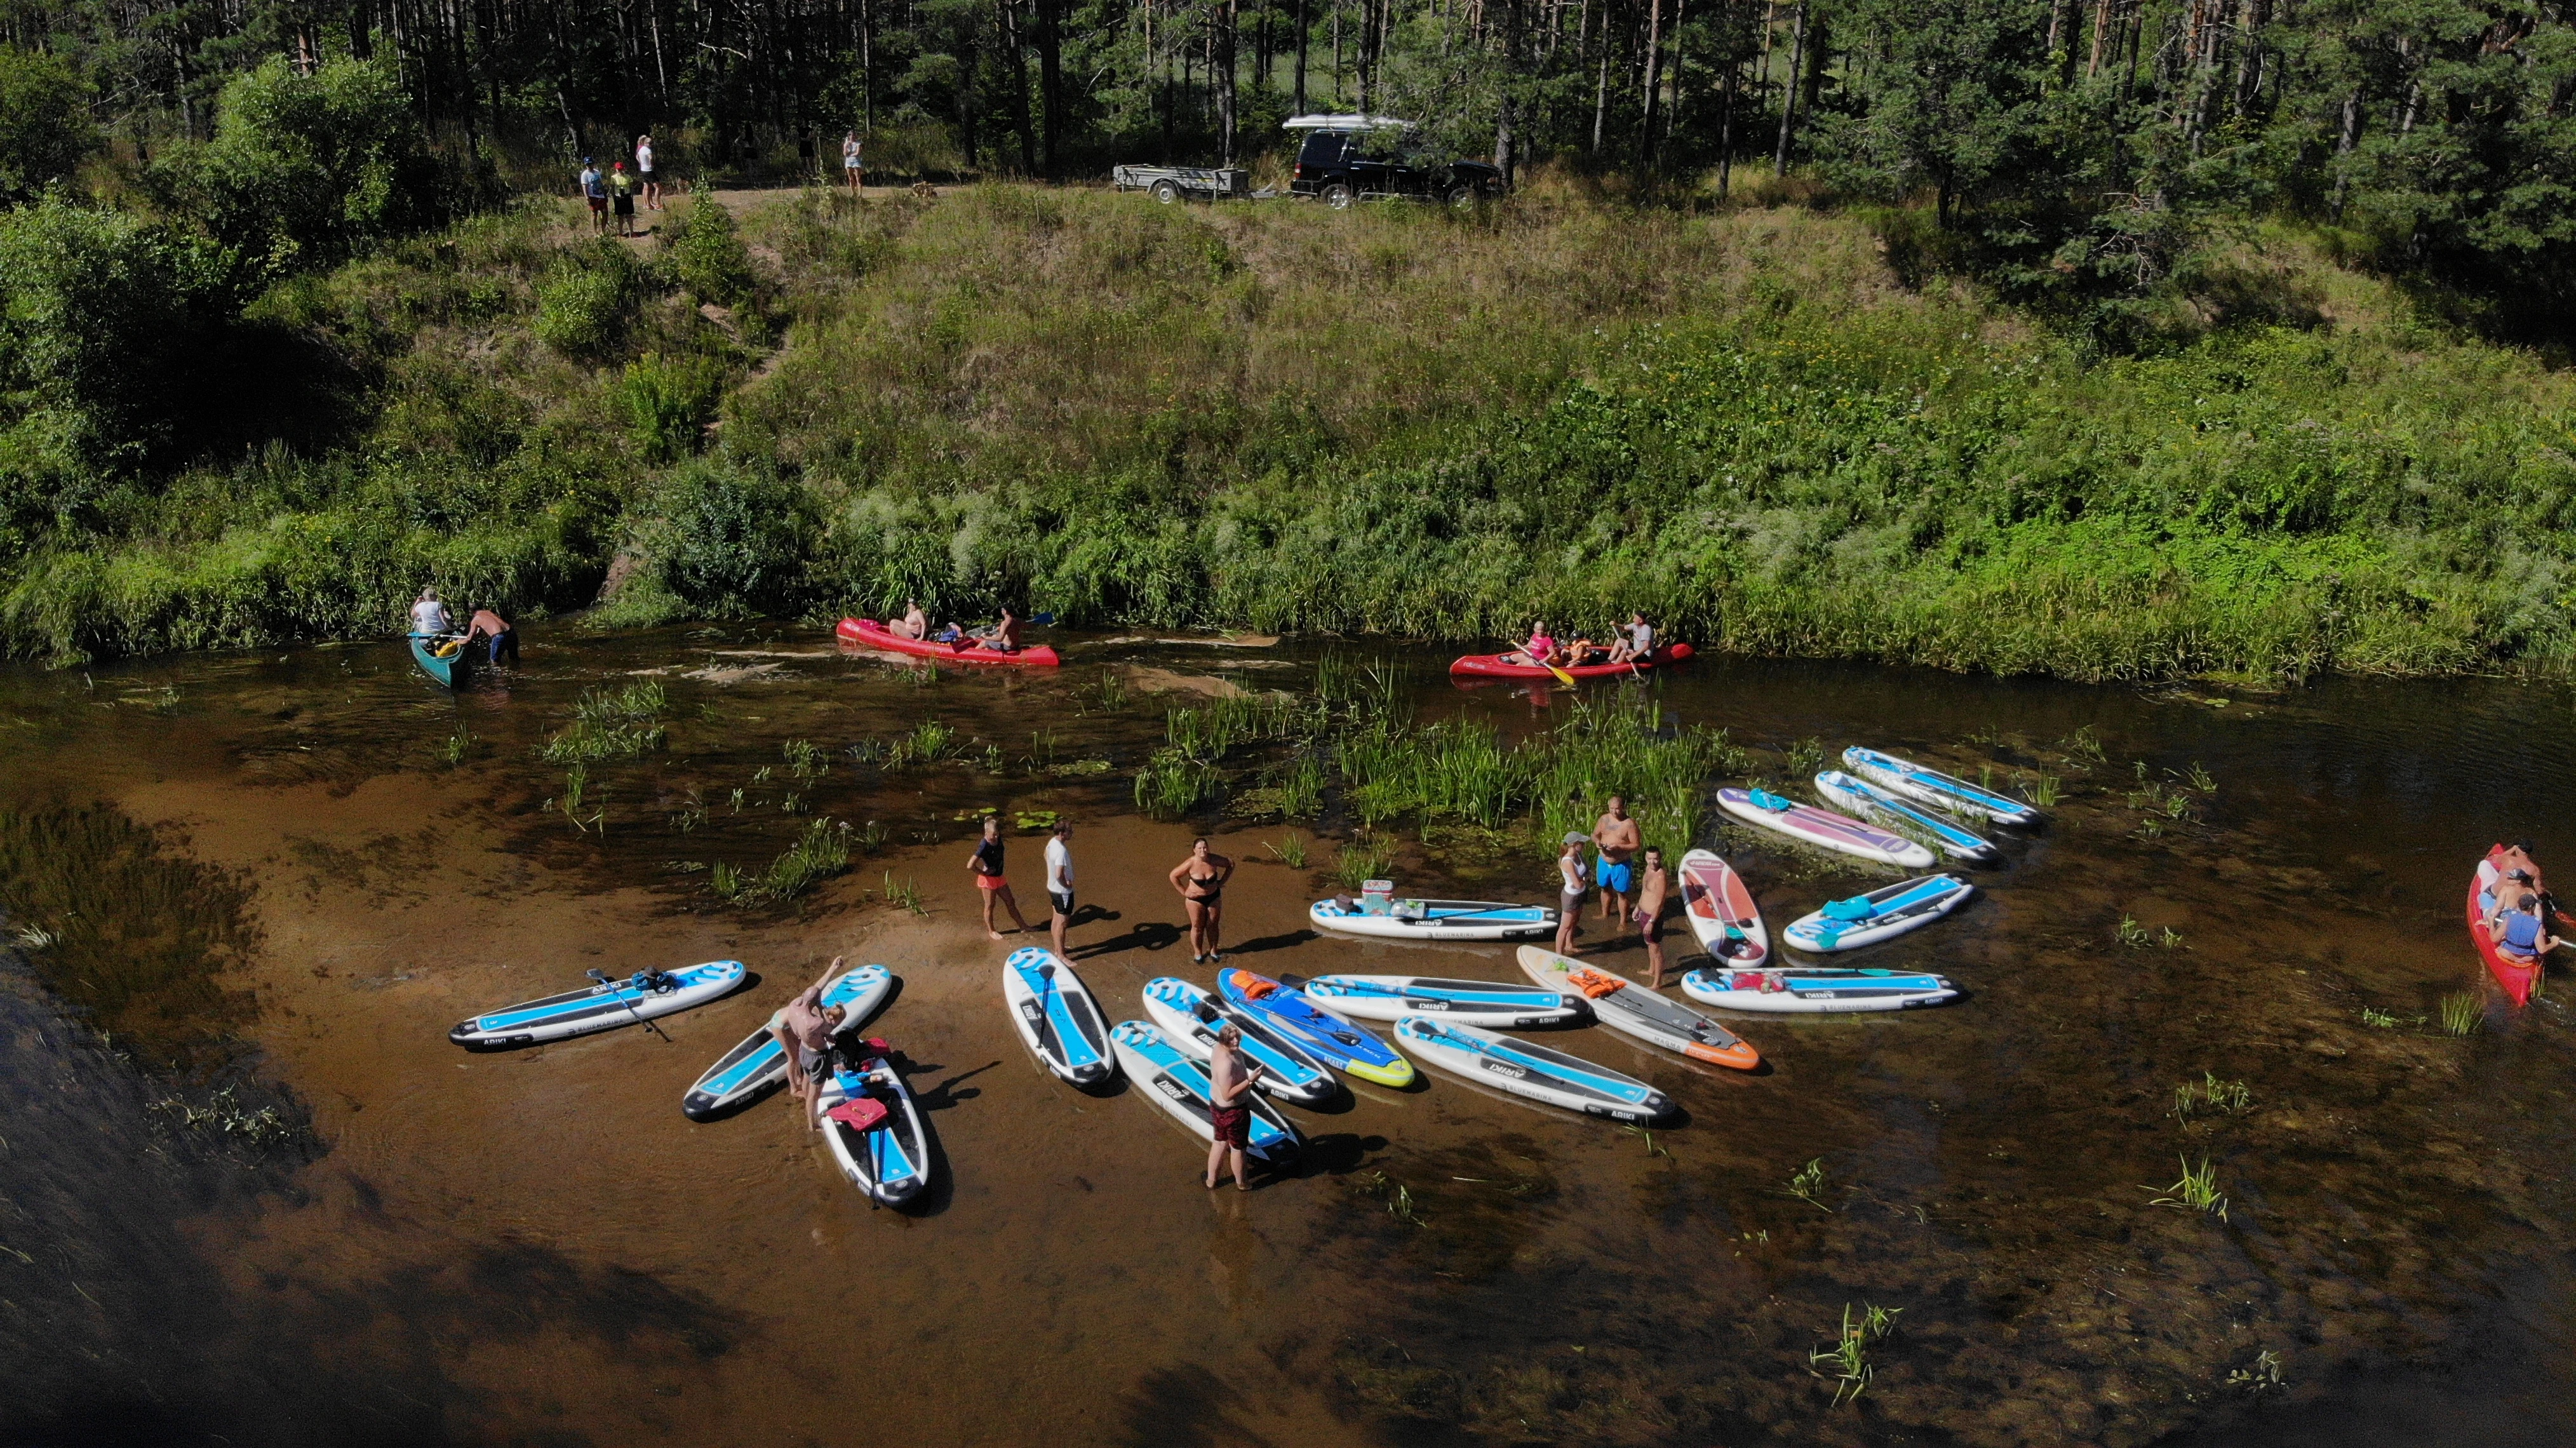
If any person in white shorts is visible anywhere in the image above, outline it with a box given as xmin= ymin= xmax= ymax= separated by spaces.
xmin=842 ymin=130 xmax=864 ymax=194
xmin=1044 ymin=820 xmax=1075 ymax=958
xmin=636 ymin=133 xmax=661 ymax=211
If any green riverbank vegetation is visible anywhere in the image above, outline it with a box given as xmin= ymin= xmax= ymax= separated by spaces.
xmin=13 ymin=16 xmax=2576 ymax=681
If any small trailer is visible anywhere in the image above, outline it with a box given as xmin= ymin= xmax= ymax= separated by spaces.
xmin=1111 ymin=164 xmax=1252 ymax=203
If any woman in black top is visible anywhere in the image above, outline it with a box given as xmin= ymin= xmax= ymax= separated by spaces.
xmin=970 ymin=816 xmax=1031 ymax=941
xmin=1169 ymin=837 xmax=1235 ymax=964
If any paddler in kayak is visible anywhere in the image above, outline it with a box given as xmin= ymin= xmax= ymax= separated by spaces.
xmin=934 ymin=606 xmax=1024 ymax=654
xmin=2489 ymin=890 xmax=2566 ymax=969
xmin=1606 ymin=612 xmax=1655 ymax=666
xmin=889 ymin=600 xmax=930 ymax=640
xmin=1499 ymin=621 xmax=1559 ymax=669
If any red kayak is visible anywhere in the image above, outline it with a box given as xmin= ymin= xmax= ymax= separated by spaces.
xmin=835 ymin=617 xmax=1061 ymax=667
xmin=1449 ymin=643 xmax=1694 ymax=680
xmin=2470 ymin=844 xmax=2543 ymax=1005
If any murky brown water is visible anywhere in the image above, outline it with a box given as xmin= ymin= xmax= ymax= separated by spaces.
xmin=5 ymin=625 xmax=2575 ymax=1446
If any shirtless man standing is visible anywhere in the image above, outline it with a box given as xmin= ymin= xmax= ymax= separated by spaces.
xmin=1204 ymin=1021 xmax=1266 ymax=1191
xmin=1593 ymin=795 xmax=1641 ymax=927
xmin=771 ymin=956 xmax=855 ymax=1133
xmin=1633 ymin=847 xmax=1673 ymax=986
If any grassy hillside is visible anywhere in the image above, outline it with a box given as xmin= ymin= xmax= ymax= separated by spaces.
xmin=10 ymin=183 xmax=2576 ymax=682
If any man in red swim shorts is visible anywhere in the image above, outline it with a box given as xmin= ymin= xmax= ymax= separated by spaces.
xmin=1204 ymin=1022 xmax=1266 ymax=1191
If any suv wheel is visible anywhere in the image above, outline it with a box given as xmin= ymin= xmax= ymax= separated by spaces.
xmin=1446 ymin=184 xmax=1480 ymax=208
xmin=1150 ymin=179 xmax=1180 ymax=204
xmin=1321 ymin=182 xmax=1355 ymax=211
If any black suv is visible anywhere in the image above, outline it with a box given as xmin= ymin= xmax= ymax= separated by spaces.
xmin=1288 ymin=122 xmax=1506 ymax=210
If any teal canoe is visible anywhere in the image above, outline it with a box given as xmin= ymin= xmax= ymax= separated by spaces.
xmin=409 ymin=633 xmax=473 ymax=689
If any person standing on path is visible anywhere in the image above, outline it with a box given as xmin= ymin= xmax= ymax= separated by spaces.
xmin=635 ymin=134 xmax=661 ymax=211
xmin=609 ymin=161 xmax=637 ymax=236
xmin=1171 ymin=838 xmax=1235 ymax=964
xmin=1554 ymin=832 xmax=1588 ymax=956
xmin=842 ymin=130 xmax=864 ymax=194
xmin=1204 ymin=1021 xmax=1266 ymax=1191
xmin=1633 ymin=847 xmax=1673 ymax=986
xmin=970 ymin=815 xmax=1031 ymax=941
xmin=577 ymin=157 xmax=608 ymax=233
xmin=1045 ymin=820 xmax=1075 ymax=959
xmin=1593 ymin=796 xmax=1640 ymax=927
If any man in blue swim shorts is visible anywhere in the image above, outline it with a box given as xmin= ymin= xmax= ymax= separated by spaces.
xmin=1592 ymin=794 xmax=1640 ymax=926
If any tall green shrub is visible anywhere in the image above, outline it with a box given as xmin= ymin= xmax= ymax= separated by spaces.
xmin=667 ymin=198 xmax=758 ymax=309
xmin=0 ymin=46 xmax=94 ymax=201
xmin=646 ymin=458 xmax=809 ymax=617
xmin=619 ymin=352 xmax=727 ymax=461
xmin=532 ymin=250 xmax=637 ymax=357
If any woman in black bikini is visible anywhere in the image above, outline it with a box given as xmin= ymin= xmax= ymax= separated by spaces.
xmin=1169 ymin=838 xmax=1235 ymax=964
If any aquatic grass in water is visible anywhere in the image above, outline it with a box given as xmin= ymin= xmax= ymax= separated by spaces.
xmin=442 ymin=727 xmax=477 ymax=765
xmin=1134 ymin=748 xmax=1222 ymax=817
xmin=1784 ymin=1157 xmax=1834 ymax=1212
xmin=2173 ymin=1073 xmax=2253 ymax=1120
xmin=2149 ymin=1156 xmax=2229 ymax=1219
xmin=1809 ymin=1303 xmax=1899 ymax=1405
xmin=2439 ymin=990 xmax=2484 ymax=1036
xmin=782 ymin=738 xmax=828 ymax=780
xmin=2024 ymin=774 xmax=2062 ymax=807
xmin=1167 ymin=693 xmax=1313 ymax=761
xmin=882 ymin=871 xmax=926 ymax=915
xmin=1267 ymin=836 xmax=1309 ymax=869
xmin=760 ymin=819 xmax=850 ymax=900
xmin=1334 ymin=835 xmax=1398 ymax=890
xmin=545 ymin=680 xmax=670 ymax=763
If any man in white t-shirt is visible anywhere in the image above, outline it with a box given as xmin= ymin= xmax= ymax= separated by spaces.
xmin=1607 ymin=611 xmax=1655 ymax=666
xmin=636 ymin=133 xmax=661 ymax=211
xmin=1044 ymin=820 xmax=1075 ymax=958
xmin=409 ymin=586 xmax=452 ymax=637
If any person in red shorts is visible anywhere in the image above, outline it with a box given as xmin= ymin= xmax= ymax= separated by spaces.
xmin=969 ymin=815 xmax=1031 ymax=941
xmin=1204 ymin=1021 xmax=1266 ymax=1191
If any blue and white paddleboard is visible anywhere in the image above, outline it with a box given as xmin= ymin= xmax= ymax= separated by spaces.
xmin=1216 ymin=968 xmax=1416 ymax=1087
xmin=1783 ymin=875 xmax=1975 ymax=953
xmin=1297 ymin=974 xmax=1588 ymax=1029
xmin=1680 ymin=963 xmax=1959 ymax=1014
xmin=1108 ymin=1021 xmax=1299 ymax=1161
xmin=817 ymin=1044 xmax=934 ymax=1209
xmin=1395 ymin=1016 xmax=1673 ymax=1123
xmin=1308 ymin=897 xmax=1557 ymax=941
xmin=1003 ymin=947 xmax=1117 ymax=1087
xmin=681 ymin=964 xmax=895 ymax=1120
xmin=1140 ymin=977 xmax=1338 ymax=1107
xmin=449 ymin=960 xmax=746 ymax=1049
xmin=1815 ymin=770 xmax=1999 ymax=865
xmin=1842 ymin=747 xmax=2040 ymax=828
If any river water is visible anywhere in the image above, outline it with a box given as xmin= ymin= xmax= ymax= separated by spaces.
xmin=3 ymin=624 xmax=2573 ymax=1446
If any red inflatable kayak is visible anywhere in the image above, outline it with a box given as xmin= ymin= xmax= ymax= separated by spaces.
xmin=1449 ymin=643 xmax=1694 ymax=680
xmin=835 ymin=617 xmax=1061 ymax=667
xmin=2470 ymin=843 xmax=2547 ymax=1005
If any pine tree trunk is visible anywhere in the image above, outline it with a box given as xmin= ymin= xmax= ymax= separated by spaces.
xmin=1772 ymin=0 xmax=1804 ymax=175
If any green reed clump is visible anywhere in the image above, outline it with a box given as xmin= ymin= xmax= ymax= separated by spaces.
xmin=708 ymin=861 xmax=744 ymax=899
xmin=882 ymin=870 xmax=925 ymax=914
xmin=1784 ymin=1156 xmax=1834 ymax=1212
xmin=1333 ymin=834 xmax=1397 ymax=889
xmin=1134 ymin=747 xmax=1222 ymax=816
xmin=782 ymin=738 xmax=828 ymax=779
xmin=1268 ymin=835 xmax=1310 ymax=868
xmin=149 ymin=1085 xmax=304 ymax=1152
xmin=2439 ymin=990 xmax=2484 ymax=1036
xmin=1809 ymin=1303 xmax=1900 ymax=1405
xmin=2149 ymin=1156 xmax=2229 ymax=1219
xmin=758 ymin=819 xmax=850 ymax=899
xmin=1167 ymin=692 xmax=1315 ymax=761
xmin=2117 ymin=915 xmax=2152 ymax=947
xmin=2024 ymin=773 xmax=2061 ymax=807
xmin=2173 ymin=1073 xmax=2252 ymax=1120
xmin=887 ymin=719 xmax=956 ymax=766
xmin=1274 ymin=754 xmax=1324 ymax=818
xmin=442 ymin=726 xmax=477 ymax=765
xmin=544 ymin=680 xmax=670 ymax=763
xmin=2229 ymin=1348 xmax=2285 ymax=1394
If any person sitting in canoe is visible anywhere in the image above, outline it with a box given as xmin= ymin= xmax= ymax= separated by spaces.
xmin=2490 ymin=891 xmax=2566 ymax=968
xmin=1499 ymin=621 xmax=1558 ymax=669
xmin=464 ymin=605 xmax=518 ymax=664
xmin=889 ymin=600 xmax=930 ymax=640
xmin=1606 ymin=612 xmax=1655 ymax=666
xmin=932 ymin=607 xmax=1023 ymax=653
xmin=1562 ymin=632 xmax=1609 ymax=667
xmin=408 ymin=586 xmax=452 ymax=639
